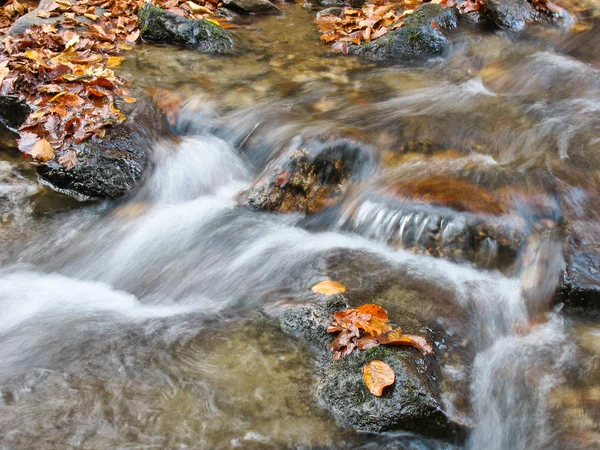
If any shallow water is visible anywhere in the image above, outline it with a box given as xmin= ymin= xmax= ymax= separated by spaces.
xmin=1 ymin=3 xmax=600 ymax=449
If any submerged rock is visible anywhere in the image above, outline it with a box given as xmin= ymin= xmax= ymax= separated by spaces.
xmin=263 ymin=297 xmax=460 ymax=438
xmin=137 ymin=3 xmax=235 ymax=54
xmin=349 ymin=4 xmax=459 ymax=63
xmin=222 ymin=0 xmax=280 ymax=15
xmin=239 ymin=135 xmax=375 ymax=214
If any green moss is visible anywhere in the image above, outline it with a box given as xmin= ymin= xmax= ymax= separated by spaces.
xmin=363 ymin=345 xmax=397 ymax=361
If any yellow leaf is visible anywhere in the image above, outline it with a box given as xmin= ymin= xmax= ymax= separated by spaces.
xmin=25 ymin=50 xmax=38 ymax=60
xmin=30 ymin=138 xmax=55 ymax=162
xmin=106 ymin=56 xmax=125 ymax=68
xmin=311 ymin=280 xmax=346 ymax=295
xmin=206 ymin=18 xmax=221 ymax=26
xmin=84 ymin=13 xmax=99 ymax=21
xmin=363 ymin=360 xmax=395 ymax=396
xmin=65 ymin=35 xmax=80 ymax=49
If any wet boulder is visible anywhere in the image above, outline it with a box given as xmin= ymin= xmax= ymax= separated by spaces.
xmin=222 ymin=0 xmax=280 ymax=15
xmin=238 ymin=135 xmax=375 ymax=214
xmin=263 ymin=297 xmax=458 ymax=437
xmin=484 ymin=0 xmax=554 ymax=30
xmin=137 ymin=3 xmax=235 ymax=54
xmin=559 ymin=220 xmax=600 ymax=309
xmin=36 ymin=123 xmax=148 ymax=200
xmin=349 ymin=4 xmax=459 ymax=63
xmin=0 ymin=96 xmax=31 ymax=131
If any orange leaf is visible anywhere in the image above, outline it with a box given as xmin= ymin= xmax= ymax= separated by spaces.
xmin=356 ymin=304 xmax=388 ymax=322
xmin=124 ymin=96 xmax=137 ymax=103
xmin=363 ymin=360 xmax=395 ymax=396
xmin=378 ymin=328 xmax=433 ymax=354
xmin=30 ymin=138 xmax=55 ymax=162
xmin=311 ymin=280 xmax=346 ymax=295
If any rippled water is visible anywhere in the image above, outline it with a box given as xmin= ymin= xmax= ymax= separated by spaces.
xmin=1 ymin=3 xmax=600 ymax=449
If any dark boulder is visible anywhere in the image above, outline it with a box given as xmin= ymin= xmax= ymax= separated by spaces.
xmin=238 ymin=135 xmax=375 ymax=214
xmin=138 ymin=3 xmax=235 ymax=54
xmin=349 ymin=4 xmax=459 ymax=63
xmin=222 ymin=0 xmax=280 ymax=15
xmin=0 ymin=96 xmax=31 ymax=131
xmin=36 ymin=124 xmax=148 ymax=200
xmin=485 ymin=0 xmax=549 ymax=30
xmin=263 ymin=297 xmax=460 ymax=438
xmin=559 ymin=220 xmax=600 ymax=309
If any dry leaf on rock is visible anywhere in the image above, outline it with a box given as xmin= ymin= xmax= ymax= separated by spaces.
xmin=312 ymin=280 xmax=347 ymax=295
xmin=30 ymin=138 xmax=55 ymax=162
xmin=363 ymin=360 xmax=395 ymax=396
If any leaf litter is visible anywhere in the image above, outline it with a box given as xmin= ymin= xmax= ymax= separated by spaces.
xmin=0 ymin=0 xmax=232 ymax=168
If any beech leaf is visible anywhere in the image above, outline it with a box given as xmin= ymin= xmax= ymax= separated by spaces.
xmin=363 ymin=360 xmax=395 ymax=396
xmin=312 ymin=280 xmax=347 ymax=295
xmin=30 ymin=138 xmax=55 ymax=162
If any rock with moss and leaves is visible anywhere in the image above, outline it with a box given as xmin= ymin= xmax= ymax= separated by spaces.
xmin=238 ymin=134 xmax=375 ymax=214
xmin=263 ymin=296 xmax=465 ymax=438
xmin=137 ymin=3 xmax=235 ymax=54
xmin=349 ymin=4 xmax=459 ymax=63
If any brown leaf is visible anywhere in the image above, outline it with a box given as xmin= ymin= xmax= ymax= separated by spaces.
xmin=312 ymin=280 xmax=347 ymax=295
xmin=125 ymin=29 xmax=140 ymax=43
xmin=58 ymin=149 xmax=77 ymax=170
xmin=30 ymin=138 xmax=55 ymax=162
xmin=461 ymin=0 xmax=483 ymax=12
xmin=363 ymin=360 xmax=395 ymax=396
xmin=377 ymin=328 xmax=434 ymax=354
xmin=17 ymin=132 xmax=39 ymax=154
xmin=357 ymin=335 xmax=380 ymax=350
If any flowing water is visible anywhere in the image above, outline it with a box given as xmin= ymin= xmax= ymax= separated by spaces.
xmin=1 ymin=3 xmax=600 ymax=449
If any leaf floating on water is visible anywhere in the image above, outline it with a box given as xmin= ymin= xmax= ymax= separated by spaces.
xmin=30 ymin=138 xmax=55 ymax=162
xmin=363 ymin=360 xmax=395 ymax=396
xmin=311 ymin=280 xmax=347 ymax=295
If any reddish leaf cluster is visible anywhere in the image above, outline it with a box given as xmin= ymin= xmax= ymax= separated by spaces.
xmin=327 ymin=303 xmax=433 ymax=360
xmin=154 ymin=0 xmax=236 ymax=27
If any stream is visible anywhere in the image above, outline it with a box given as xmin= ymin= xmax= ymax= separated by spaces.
xmin=1 ymin=3 xmax=599 ymax=449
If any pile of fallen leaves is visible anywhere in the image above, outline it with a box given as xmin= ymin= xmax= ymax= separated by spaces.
xmin=327 ymin=303 xmax=433 ymax=360
xmin=315 ymin=0 xmax=455 ymax=54
xmin=0 ymin=0 xmax=229 ymax=167
xmin=312 ymin=280 xmax=433 ymax=397
xmin=0 ymin=0 xmax=37 ymax=34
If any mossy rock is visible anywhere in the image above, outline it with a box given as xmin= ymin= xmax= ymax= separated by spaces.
xmin=349 ymin=4 xmax=459 ymax=63
xmin=138 ymin=3 xmax=235 ymax=54
xmin=262 ymin=297 xmax=462 ymax=439
xmin=238 ymin=134 xmax=375 ymax=214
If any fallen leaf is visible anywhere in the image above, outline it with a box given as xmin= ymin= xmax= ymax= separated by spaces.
xmin=363 ymin=360 xmax=395 ymax=396
xmin=58 ymin=149 xmax=78 ymax=169
xmin=377 ymin=328 xmax=434 ymax=354
xmin=106 ymin=56 xmax=125 ymax=68
xmin=312 ymin=280 xmax=347 ymax=295
xmin=357 ymin=335 xmax=380 ymax=350
xmin=124 ymin=96 xmax=136 ymax=103
xmin=356 ymin=303 xmax=388 ymax=321
xmin=30 ymin=138 xmax=55 ymax=162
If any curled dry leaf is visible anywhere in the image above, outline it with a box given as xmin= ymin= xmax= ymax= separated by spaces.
xmin=363 ymin=360 xmax=395 ymax=396
xmin=377 ymin=328 xmax=434 ymax=354
xmin=311 ymin=280 xmax=347 ymax=295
